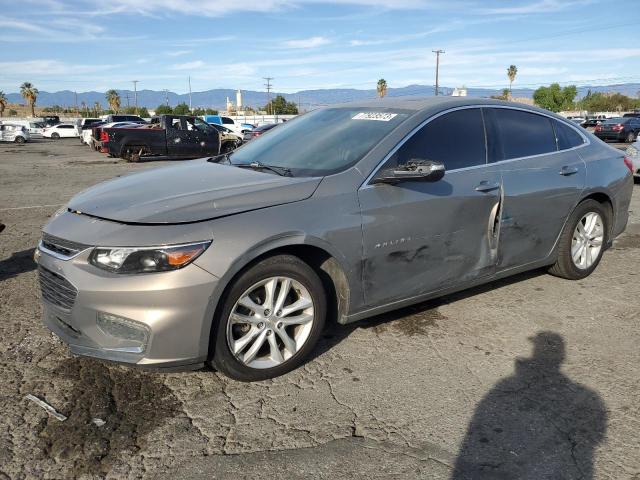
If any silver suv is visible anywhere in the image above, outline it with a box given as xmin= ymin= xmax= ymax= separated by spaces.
xmin=37 ymin=98 xmax=634 ymax=381
xmin=0 ymin=123 xmax=30 ymax=143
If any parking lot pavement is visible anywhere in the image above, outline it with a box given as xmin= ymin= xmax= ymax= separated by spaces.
xmin=1 ymin=139 xmax=639 ymax=479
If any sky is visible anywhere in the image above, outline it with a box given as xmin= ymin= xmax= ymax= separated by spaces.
xmin=1 ymin=0 xmax=639 ymax=94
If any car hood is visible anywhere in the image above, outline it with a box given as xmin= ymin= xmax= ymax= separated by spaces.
xmin=67 ymin=159 xmax=322 ymax=224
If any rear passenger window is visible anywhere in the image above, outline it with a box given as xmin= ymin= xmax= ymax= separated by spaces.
xmin=490 ymin=108 xmax=557 ymax=160
xmin=554 ymin=121 xmax=585 ymax=150
xmin=387 ymin=108 xmax=486 ymax=171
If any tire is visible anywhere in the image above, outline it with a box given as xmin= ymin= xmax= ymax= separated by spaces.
xmin=625 ymin=131 xmax=635 ymax=143
xmin=51 ymin=133 xmax=60 ymax=140
xmin=211 ymin=254 xmax=326 ymax=381
xmin=14 ymin=136 xmax=25 ymax=144
xmin=548 ymin=199 xmax=609 ymax=280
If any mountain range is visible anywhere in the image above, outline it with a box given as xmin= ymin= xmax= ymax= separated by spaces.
xmin=5 ymin=83 xmax=640 ymax=110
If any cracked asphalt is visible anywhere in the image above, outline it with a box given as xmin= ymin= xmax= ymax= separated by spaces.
xmin=1 ymin=139 xmax=639 ymax=479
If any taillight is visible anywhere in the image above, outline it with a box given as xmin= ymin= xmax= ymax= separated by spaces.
xmin=100 ymin=131 xmax=108 ymax=142
xmin=594 ymin=125 xmax=602 ymax=132
xmin=252 ymin=132 xmax=261 ymax=137
xmin=612 ymin=124 xmax=624 ymax=131
xmin=624 ymin=156 xmax=634 ymax=174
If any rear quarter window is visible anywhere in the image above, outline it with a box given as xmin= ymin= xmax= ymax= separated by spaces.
xmin=554 ymin=121 xmax=585 ymax=150
xmin=488 ymin=108 xmax=557 ymax=161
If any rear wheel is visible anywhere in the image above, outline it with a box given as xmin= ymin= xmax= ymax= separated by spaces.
xmin=211 ymin=255 xmax=326 ymax=381
xmin=123 ymin=145 xmax=149 ymax=162
xmin=51 ymin=133 xmax=60 ymax=140
xmin=548 ymin=199 xmax=608 ymax=280
xmin=626 ymin=131 xmax=636 ymax=143
xmin=14 ymin=136 xmax=25 ymax=144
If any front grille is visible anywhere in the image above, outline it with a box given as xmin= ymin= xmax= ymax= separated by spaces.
xmin=38 ymin=266 xmax=78 ymax=310
xmin=41 ymin=232 xmax=90 ymax=258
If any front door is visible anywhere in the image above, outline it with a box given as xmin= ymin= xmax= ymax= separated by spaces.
xmin=358 ymin=108 xmax=502 ymax=307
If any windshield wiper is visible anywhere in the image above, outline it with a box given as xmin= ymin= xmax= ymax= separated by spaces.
xmin=236 ymin=162 xmax=292 ymax=177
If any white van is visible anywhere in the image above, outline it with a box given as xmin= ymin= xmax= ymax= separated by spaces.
xmin=2 ymin=119 xmax=46 ymax=137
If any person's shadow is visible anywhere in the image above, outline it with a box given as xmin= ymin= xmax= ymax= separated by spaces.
xmin=451 ymin=332 xmax=607 ymax=480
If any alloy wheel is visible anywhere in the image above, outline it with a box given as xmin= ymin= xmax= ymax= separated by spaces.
xmin=571 ymin=212 xmax=604 ymax=269
xmin=226 ymin=276 xmax=315 ymax=369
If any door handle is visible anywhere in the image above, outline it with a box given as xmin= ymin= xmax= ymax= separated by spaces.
xmin=474 ymin=181 xmax=501 ymax=193
xmin=559 ymin=166 xmax=579 ymax=176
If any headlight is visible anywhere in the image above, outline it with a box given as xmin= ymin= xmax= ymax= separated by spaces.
xmin=89 ymin=241 xmax=211 ymax=274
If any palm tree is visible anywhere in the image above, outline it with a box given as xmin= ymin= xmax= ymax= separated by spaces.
xmin=20 ymin=82 xmax=39 ymax=117
xmin=507 ymin=65 xmax=518 ymax=96
xmin=0 ymin=91 xmax=7 ymax=117
xmin=105 ymin=89 xmax=121 ymax=113
xmin=377 ymin=79 xmax=388 ymax=98
xmin=93 ymin=101 xmax=102 ymax=116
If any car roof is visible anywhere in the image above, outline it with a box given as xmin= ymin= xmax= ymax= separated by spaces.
xmin=331 ymin=96 xmax=560 ymax=117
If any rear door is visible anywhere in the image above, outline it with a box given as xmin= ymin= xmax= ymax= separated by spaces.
xmin=358 ymin=107 xmax=502 ymax=306
xmin=485 ymin=108 xmax=586 ymax=270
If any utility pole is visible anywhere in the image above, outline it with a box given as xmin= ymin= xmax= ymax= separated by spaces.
xmin=132 ymin=80 xmax=139 ymax=114
xmin=74 ymin=91 xmax=78 ymax=114
xmin=125 ymin=93 xmax=130 ymax=108
xmin=432 ymin=50 xmax=445 ymax=96
xmin=188 ymin=76 xmax=192 ymax=112
xmin=164 ymin=89 xmax=169 ymax=106
xmin=263 ymin=77 xmax=273 ymax=115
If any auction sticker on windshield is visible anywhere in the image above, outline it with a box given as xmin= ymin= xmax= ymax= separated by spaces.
xmin=352 ymin=112 xmax=398 ymax=121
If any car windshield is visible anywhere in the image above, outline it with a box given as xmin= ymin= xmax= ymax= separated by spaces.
xmin=229 ymin=108 xmax=409 ymax=176
xmin=194 ymin=118 xmax=215 ymax=133
xmin=603 ymin=118 xmax=625 ymax=124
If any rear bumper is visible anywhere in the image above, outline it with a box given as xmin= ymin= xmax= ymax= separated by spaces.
xmin=611 ymin=174 xmax=634 ymax=239
xmin=595 ymin=132 xmax=624 ymax=141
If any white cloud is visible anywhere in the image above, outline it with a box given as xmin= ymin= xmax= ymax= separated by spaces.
xmin=478 ymin=0 xmax=594 ymax=15
xmin=170 ymin=60 xmax=205 ymax=70
xmin=283 ymin=36 xmax=331 ymax=49
xmin=167 ymin=50 xmax=192 ymax=57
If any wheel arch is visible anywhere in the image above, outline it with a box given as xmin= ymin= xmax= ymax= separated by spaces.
xmin=205 ymin=236 xmax=352 ymax=360
xmin=579 ymin=189 xmax=614 ymax=239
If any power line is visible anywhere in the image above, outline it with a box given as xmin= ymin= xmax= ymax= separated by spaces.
xmin=132 ymin=80 xmax=139 ymax=114
xmin=432 ymin=49 xmax=445 ymax=96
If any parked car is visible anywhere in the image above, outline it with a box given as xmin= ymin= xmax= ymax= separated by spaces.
xmin=202 ymin=115 xmax=250 ymax=135
xmin=625 ymin=139 xmax=640 ymax=177
xmin=36 ymin=98 xmax=634 ymax=381
xmin=243 ymin=123 xmax=278 ymax=142
xmin=594 ymin=117 xmax=640 ymax=143
xmin=101 ymin=114 xmax=146 ymax=123
xmin=85 ymin=121 xmax=145 ymax=149
xmin=623 ymin=113 xmax=640 ymax=118
xmin=42 ymin=123 xmax=79 ymax=139
xmin=209 ymin=123 xmax=243 ymax=153
xmin=76 ymin=118 xmax=102 ymax=138
xmin=102 ymin=114 xmax=220 ymax=161
xmin=581 ymin=118 xmax=603 ymax=132
xmin=41 ymin=116 xmax=60 ymax=127
xmin=3 ymin=120 xmax=45 ymax=137
xmin=0 ymin=123 xmax=30 ymax=143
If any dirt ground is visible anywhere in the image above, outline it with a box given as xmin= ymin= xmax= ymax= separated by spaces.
xmin=1 ymin=138 xmax=639 ymax=480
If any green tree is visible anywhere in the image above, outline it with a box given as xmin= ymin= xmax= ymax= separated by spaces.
xmin=105 ymin=89 xmax=121 ymax=113
xmin=532 ymin=83 xmax=577 ymax=112
xmin=377 ymin=79 xmax=388 ymax=98
xmin=20 ymin=82 xmax=39 ymax=117
xmin=93 ymin=101 xmax=102 ymax=116
xmin=0 ymin=91 xmax=8 ymax=117
xmin=263 ymin=95 xmax=298 ymax=115
xmin=507 ymin=65 xmax=518 ymax=95
xmin=173 ymin=102 xmax=191 ymax=115
xmin=205 ymin=108 xmax=219 ymax=115
xmin=137 ymin=107 xmax=150 ymax=118
xmin=577 ymin=92 xmax=637 ymax=112
xmin=155 ymin=104 xmax=173 ymax=115
xmin=8 ymin=109 xmax=17 ymax=116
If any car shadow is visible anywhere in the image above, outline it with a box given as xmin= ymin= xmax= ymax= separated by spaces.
xmin=311 ymin=268 xmax=547 ymax=360
xmin=0 ymin=248 xmax=37 ymax=281
xmin=450 ymin=332 xmax=606 ymax=479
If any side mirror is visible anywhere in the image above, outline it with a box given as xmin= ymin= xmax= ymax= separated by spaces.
xmin=373 ymin=160 xmax=445 ymax=185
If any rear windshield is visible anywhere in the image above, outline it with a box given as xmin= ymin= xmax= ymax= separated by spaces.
xmin=603 ymin=118 xmax=626 ymax=124
xmin=229 ymin=108 xmax=409 ymax=176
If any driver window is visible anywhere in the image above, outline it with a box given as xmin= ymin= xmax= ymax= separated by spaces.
xmin=170 ymin=118 xmax=183 ymax=130
xmin=385 ymin=108 xmax=487 ymax=171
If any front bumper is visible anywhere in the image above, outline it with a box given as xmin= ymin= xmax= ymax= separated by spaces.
xmin=37 ymin=245 xmax=219 ymax=368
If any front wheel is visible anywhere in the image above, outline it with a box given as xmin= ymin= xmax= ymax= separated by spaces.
xmin=14 ymin=136 xmax=26 ymax=144
xmin=548 ymin=199 xmax=608 ymax=280
xmin=626 ymin=131 xmax=636 ymax=143
xmin=211 ymin=255 xmax=326 ymax=381
xmin=51 ymin=133 xmax=60 ymax=140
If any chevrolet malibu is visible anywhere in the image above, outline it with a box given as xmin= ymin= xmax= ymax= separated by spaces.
xmin=37 ymin=98 xmax=634 ymax=381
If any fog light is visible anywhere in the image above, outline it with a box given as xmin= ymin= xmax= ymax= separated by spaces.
xmin=96 ymin=312 xmax=150 ymax=353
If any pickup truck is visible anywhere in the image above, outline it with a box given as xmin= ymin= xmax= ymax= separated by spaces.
xmin=102 ymin=115 xmax=221 ymax=162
